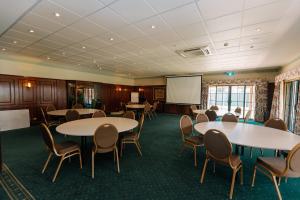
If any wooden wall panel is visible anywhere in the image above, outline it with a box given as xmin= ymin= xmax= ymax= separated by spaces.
xmin=0 ymin=78 xmax=16 ymax=106
xmin=56 ymin=80 xmax=67 ymax=109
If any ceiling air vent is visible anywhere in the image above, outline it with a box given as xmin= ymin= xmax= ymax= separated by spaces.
xmin=175 ymin=46 xmax=212 ymax=58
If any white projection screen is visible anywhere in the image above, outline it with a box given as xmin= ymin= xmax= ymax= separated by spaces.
xmin=166 ymin=75 xmax=202 ymax=104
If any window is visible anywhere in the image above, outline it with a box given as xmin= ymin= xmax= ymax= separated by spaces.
xmin=84 ymin=88 xmax=95 ymax=106
xmin=208 ymin=85 xmax=255 ymax=118
xmin=284 ymin=81 xmax=299 ymax=132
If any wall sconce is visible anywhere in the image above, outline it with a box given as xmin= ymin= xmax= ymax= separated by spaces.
xmin=138 ymin=88 xmax=144 ymax=92
xmin=24 ymin=82 xmax=32 ymax=88
xmin=124 ymin=88 xmax=128 ymax=91
xmin=116 ymin=87 xmax=122 ymax=92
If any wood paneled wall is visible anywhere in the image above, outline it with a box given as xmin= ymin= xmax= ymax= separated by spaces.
xmin=0 ymin=74 xmax=67 ymax=123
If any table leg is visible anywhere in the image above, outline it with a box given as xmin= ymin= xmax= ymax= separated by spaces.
xmin=80 ymin=136 xmax=88 ymax=164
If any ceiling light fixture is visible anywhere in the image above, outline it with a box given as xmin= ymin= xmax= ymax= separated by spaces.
xmin=82 ymin=46 xmax=86 ymax=49
xmin=110 ymin=37 xmax=114 ymax=41
xmin=2 ymin=48 xmax=6 ymax=51
xmin=256 ymin=28 xmax=261 ymax=32
xmin=151 ymin=25 xmax=156 ymax=29
xmin=47 ymin=57 xmax=51 ymax=60
xmin=13 ymin=41 xmax=17 ymax=44
xmin=29 ymin=29 xmax=34 ymax=33
xmin=54 ymin=12 xmax=60 ymax=17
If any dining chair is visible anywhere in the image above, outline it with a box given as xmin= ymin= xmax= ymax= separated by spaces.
xmin=144 ymin=103 xmax=152 ymax=120
xmin=234 ymin=107 xmax=241 ymax=114
xmin=92 ymin=110 xmax=106 ymax=118
xmin=40 ymin=107 xmax=60 ymax=127
xmin=251 ymin=143 xmax=300 ymax=200
xmin=65 ymin=110 xmax=80 ymax=122
xmin=190 ymin=104 xmax=198 ymax=119
xmin=92 ymin=124 xmax=120 ymax=178
xmin=123 ymin=111 xmax=135 ymax=120
xmin=222 ymin=113 xmax=238 ymax=122
xmin=72 ymin=103 xmax=83 ymax=109
xmin=200 ymin=129 xmax=243 ymax=199
xmin=151 ymin=101 xmax=159 ymax=117
xmin=205 ymin=110 xmax=217 ymax=121
xmin=196 ymin=113 xmax=209 ymax=123
xmin=179 ymin=115 xmax=204 ymax=167
xmin=111 ymin=102 xmax=126 ymax=116
xmin=210 ymin=105 xmax=219 ymax=111
xmin=46 ymin=104 xmax=56 ymax=112
xmin=40 ymin=123 xmax=82 ymax=182
xmin=244 ymin=110 xmax=251 ymax=123
xmin=121 ymin=114 xmax=144 ymax=157
xmin=265 ymin=118 xmax=288 ymax=157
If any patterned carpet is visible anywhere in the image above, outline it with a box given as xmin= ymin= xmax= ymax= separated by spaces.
xmin=0 ymin=114 xmax=300 ymax=200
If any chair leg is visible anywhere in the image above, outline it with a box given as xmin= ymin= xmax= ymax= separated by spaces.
xmin=135 ymin=141 xmax=142 ymax=156
xmin=120 ymin=142 xmax=124 ymax=157
xmin=194 ymin=146 xmax=197 ymax=167
xmin=250 ymin=147 xmax=253 ymax=158
xmin=278 ymin=177 xmax=281 ymax=186
xmin=79 ymin=151 xmax=82 ymax=169
xmin=213 ymin=161 xmax=216 ymax=173
xmin=92 ymin=151 xmax=95 ymax=179
xmin=115 ymin=148 xmax=120 ymax=173
xmin=260 ymin=148 xmax=264 ymax=156
xmin=200 ymin=158 xmax=209 ymax=183
xmin=229 ymin=169 xmax=237 ymax=199
xmin=42 ymin=152 xmax=53 ymax=173
xmin=272 ymin=175 xmax=282 ymax=200
xmin=52 ymin=156 xmax=64 ymax=182
xmin=251 ymin=166 xmax=257 ymax=187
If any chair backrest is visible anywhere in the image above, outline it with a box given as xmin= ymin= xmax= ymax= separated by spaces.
xmin=144 ymin=103 xmax=151 ymax=112
xmin=101 ymin=104 xmax=106 ymax=112
xmin=120 ymin=102 xmax=126 ymax=111
xmin=40 ymin=107 xmax=48 ymax=125
xmin=40 ymin=123 xmax=58 ymax=155
xmin=92 ymin=110 xmax=106 ymax=118
xmin=210 ymin=105 xmax=219 ymax=111
xmin=196 ymin=113 xmax=209 ymax=123
xmin=137 ymin=114 xmax=145 ymax=139
xmin=179 ymin=115 xmax=193 ymax=140
xmin=265 ymin=118 xmax=288 ymax=131
xmin=205 ymin=110 xmax=217 ymax=121
xmin=66 ymin=110 xmax=80 ymax=121
xmin=123 ymin=111 xmax=135 ymax=119
xmin=93 ymin=124 xmax=118 ymax=149
xmin=46 ymin=104 xmax=56 ymax=112
xmin=72 ymin=103 xmax=83 ymax=109
xmin=244 ymin=110 xmax=251 ymax=123
xmin=287 ymin=143 xmax=300 ymax=174
xmin=152 ymin=101 xmax=158 ymax=111
xmin=190 ymin=105 xmax=197 ymax=111
xmin=204 ymin=129 xmax=232 ymax=161
xmin=234 ymin=107 xmax=241 ymax=114
xmin=222 ymin=113 xmax=238 ymax=122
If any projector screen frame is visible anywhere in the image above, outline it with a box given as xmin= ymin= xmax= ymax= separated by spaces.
xmin=165 ymin=74 xmax=203 ymax=105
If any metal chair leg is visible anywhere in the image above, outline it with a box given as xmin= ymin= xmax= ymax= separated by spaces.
xmin=92 ymin=151 xmax=95 ymax=179
xmin=251 ymin=166 xmax=257 ymax=187
xmin=194 ymin=146 xmax=197 ymax=167
xmin=42 ymin=152 xmax=53 ymax=173
xmin=115 ymin=148 xmax=120 ymax=173
xmin=272 ymin=176 xmax=282 ymax=200
xmin=52 ymin=156 xmax=64 ymax=182
xmin=135 ymin=141 xmax=142 ymax=156
xmin=200 ymin=158 xmax=209 ymax=183
xmin=229 ymin=169 xmax=237 ymax=199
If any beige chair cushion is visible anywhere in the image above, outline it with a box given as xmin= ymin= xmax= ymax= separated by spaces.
xmin=123 ymin=132 xmax=138 ymax=140
xmin=257 ymin=157 xmax=300 ymax=178
xmin=55 ymin=141 xmax=80 ymax=155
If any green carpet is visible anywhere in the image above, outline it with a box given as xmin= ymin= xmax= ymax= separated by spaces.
xmin=1 ymin=114 xmax=300 ymax=200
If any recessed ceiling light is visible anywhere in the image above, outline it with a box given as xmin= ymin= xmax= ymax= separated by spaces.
xmin=47 ymin=56 xmax=51 ymax=60
xmin=256 ymin=28 xmax=261 ymax=32
xmin=62 ymin=52 xmax=65 ymax=55
xmin=82 ymin=46 xmax=86 ymax=49
xmin=29 ymin=29 xmax=34 ymax=33
xmin=13 ymin=41 xmax=17 ymax=44
xmin=2 ymin=48 xmax=6 ymax=51
xmin=151 ymin=25 xmax=156 ymax=29
xmin=54 ymin=12 xmax=60 ymax=17
xmin=110 ymin=37 xmax=114 ymax=41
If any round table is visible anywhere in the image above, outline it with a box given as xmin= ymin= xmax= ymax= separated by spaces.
xmin=56 ymin=117 xmax=138 ymax=136
xmin=194 ymin=122 xmax=300 ymax=151
xmin=47 ymin=109 xmax=99 ymax=116
xmin=126 ymin=104 xmax=145 ymax=109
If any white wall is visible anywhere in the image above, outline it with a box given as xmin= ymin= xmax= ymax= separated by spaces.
xmin=0 ymin=55 xmax=135 ymax=85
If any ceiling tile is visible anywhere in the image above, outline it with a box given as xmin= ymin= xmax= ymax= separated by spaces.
xmin=245 ymin=0 xmax=278 ymax=9
xmin=211 ymin=28 xmax=241 ymax=42
xmin=145 ymin=0 xmax=194 ymax=12
xmin=206 ymin=12 xmax=242 ymax=33
xmin=68 ymin=19 xmax=108 ymax=37
xmin=55 ymin=27 xmax=90 ymax=42
xmin=113 ymin=25 xmax=146 ymax=40
xmin=109 ymin=0 xmax=157 ymax=23
xmin=197 ymin=0 xmax=243 ymax=19
xmin=50 ymin=0 xmax=105 ymax=17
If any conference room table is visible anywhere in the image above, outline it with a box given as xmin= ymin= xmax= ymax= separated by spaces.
xmin=47 ymin=108 xmax=99 ymax=116
xmin=194 ymin=121 xmax=300 ymax=151
xmin=56 ymin=117 xmax=138 ymax=160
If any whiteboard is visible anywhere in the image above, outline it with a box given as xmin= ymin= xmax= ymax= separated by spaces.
xmin=166 ymin=75 xmax=202 ymax=104
xmin=0 ymin=109 xmax=30 ymax=131
xmin=131 ymin=92 xmax=139 ymax=103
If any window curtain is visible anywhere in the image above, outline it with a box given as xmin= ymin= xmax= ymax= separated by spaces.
xmin=270 ymin=82 xmax=280 ymax=118
xmin=296 ymin=85 xmax=300 ymax=135
xmin=201 ymin=79 xmax=268 ymax=122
